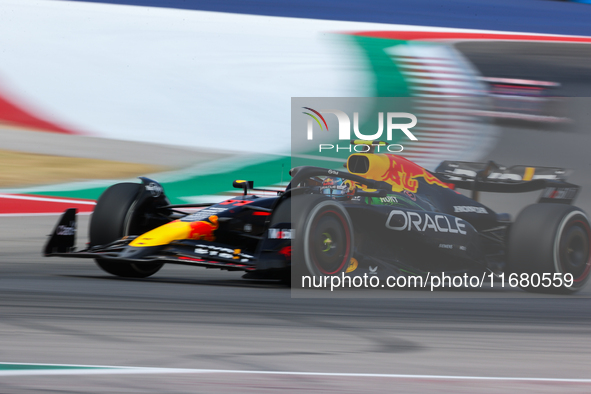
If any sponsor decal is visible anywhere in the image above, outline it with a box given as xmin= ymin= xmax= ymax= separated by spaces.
xmin=541 ymin=187 xmax=578 ymax=200
xmin=345 ymin=257 xmax=358 ymax=273
xmin=446 ymin=167 xmax=563 ymax=181
xmin=56 ymin=222 xmax=75 ymax=236
xmin=386 ymin=210 xmax=467 ymax=235
xmin=404 ymin=190 xmax=417 ymax=201
xmin=381 ymin=155 xmax=449 ymax=193
xmin=188 ymin=216 xmax=219 ymax=241
xmin=380 ymin=196 xmax=398 ymax=204
xmin=181 ymin=207 xmax=228 ymax=222
xmin=322 ymin=185 xmax=347 ymax=191
xmin=268 ymin=228 xmax=295 ymax=240
xmin=438 ymin=244 xmax=453 ymax=249
xmin=453 ymin=206 xmax=488 ymax=214
xmin=217 ymin=199 xmax=254 ymax=206
xmin=194 ymin=244 xmax=254 ymax=262
xmin=350 ymin=154 xmax=449 ymax=195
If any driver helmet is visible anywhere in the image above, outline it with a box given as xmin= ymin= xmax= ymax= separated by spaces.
xmin=321 ymin=177 xmax=355 ymax=200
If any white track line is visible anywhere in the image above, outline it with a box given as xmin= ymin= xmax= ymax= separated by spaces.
xmin=0 ymin=365 xmax=590 ymax=382
xmin=0 ymin=194 xmax=96 ymax=205
xmin=0 ymin=212 xmax=92 ymax=217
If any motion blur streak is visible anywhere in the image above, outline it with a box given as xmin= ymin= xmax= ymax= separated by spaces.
xmin=2 ymin=1 xmax=591 ymax=393
xmin=67 ymin=0 xmax=591 ymax=36
xmin=2 ymin=215 xmax=591 ymax=393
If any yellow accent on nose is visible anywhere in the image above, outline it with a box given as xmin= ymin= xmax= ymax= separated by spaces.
xmin=129 ymin=221 xmax=192 ymax=247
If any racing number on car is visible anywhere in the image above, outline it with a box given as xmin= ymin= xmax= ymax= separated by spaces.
xmin=218 ymin=200 xmax=255 ymax=206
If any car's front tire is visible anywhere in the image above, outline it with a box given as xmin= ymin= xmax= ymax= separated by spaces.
xmin=90 ymin=183 xmax=164 ymax=278
xmin=291 ymin=196 xmax=354 ymax=286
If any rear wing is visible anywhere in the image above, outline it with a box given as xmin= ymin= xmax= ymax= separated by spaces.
xmin=435 ymin=161 xmax=579 ymax=204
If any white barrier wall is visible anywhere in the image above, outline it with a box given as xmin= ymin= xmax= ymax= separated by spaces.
xmin=0 ymin=0 xmax=389 ymax=153
xmin=1 ymin=1 xmax=518 ymax=156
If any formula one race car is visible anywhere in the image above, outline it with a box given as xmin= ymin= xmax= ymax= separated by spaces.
xmin=44 ymin=140 xmax=591 ymax=293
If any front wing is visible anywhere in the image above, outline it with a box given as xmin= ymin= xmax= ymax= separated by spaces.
xmin=48 ymin=239 xmax=259 ymax=271
xmin=44 ymin=209 xmax=259 ymax=272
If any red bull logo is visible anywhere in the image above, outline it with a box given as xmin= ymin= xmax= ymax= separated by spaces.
xmin=188 ymin=215 xmax=219 ymax=241
xmin=381 ymin=154 xmax=449 ymax=193
xmin=348 ymin=153 xmax=449 ymax=193
xmin=130 ymin=215 xmax=220 ymax=248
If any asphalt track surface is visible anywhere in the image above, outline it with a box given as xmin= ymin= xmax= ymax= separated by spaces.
xmin=2 ymin=215 xmax=591 ymax=393
xmin=3 ymin=45 xmax=591 ymax=393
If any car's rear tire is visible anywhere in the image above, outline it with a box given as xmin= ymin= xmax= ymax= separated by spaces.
xmin=90 ymin=183 xmax=164 ymax=278
xmin=507 ymin=203 xmax=591 ymax=294
xmin=291 ymin=195 xmax=354 ymax=286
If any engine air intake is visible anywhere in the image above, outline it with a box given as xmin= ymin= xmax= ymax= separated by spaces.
xmin=347 ymin=155 xmax=370 ymax=175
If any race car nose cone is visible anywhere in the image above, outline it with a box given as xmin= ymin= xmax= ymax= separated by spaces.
xmin=116 ymin=245 xmax=161 ymax=260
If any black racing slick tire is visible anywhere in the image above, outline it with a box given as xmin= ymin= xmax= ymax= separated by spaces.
xmin=90 ymin=183 xmax=164 ymax=278
xmin=291 ymin=195 xmax=354 ymax=286
xmin=507 ymin=203 xmax=591 ymax=294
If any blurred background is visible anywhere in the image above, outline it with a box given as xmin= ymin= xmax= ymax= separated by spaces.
xmin=2 ymin=1 xmax=591 ymax=393
xmin=2 ymin=0 xmax=591 ymax=211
